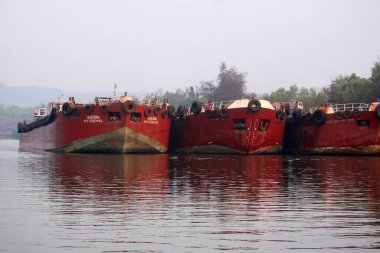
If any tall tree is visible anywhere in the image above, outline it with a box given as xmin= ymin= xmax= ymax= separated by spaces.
xmin=212 ymin=62 xmax=247 ymax=101
xmin=186 ymin=86 xmax=196 ymax=98
xmin=198 ymin=81 xmax=216 ymax=101
xmin=369 ymin=61 xmax=380 ymax=100
xmin=370 ymin=61 xmax=380 ymax=83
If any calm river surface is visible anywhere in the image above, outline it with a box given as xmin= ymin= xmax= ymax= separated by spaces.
xmin=0 ymin=139 xmax=379 ymax=252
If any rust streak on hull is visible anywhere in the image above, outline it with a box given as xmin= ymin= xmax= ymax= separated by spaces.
xmin=284 ymin=109 xmax=380 ymax=155
xmin=170 ymin=101 xmax=286 ymax=155
xmin=19 ymin=101 xmax=171 ymax=154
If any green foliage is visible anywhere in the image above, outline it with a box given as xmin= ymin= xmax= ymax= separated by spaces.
xmin=213 ymin=63 xmax=247 ymax=101
xmin=369 ymin=61 xmax=380 ymax=100
xmin=161 ymin=62 xmax=249 ymax=108
xmin=3 ymin=60 xmax=377 ymax=139
xmin=261 ymin=85 xmax=327 ymax=109
xmin=186 ymin=86 xmax=196 ymax=98
xmin=155 ymin=62 xmax=249 ymax=107
xmin=246 ymin=91 xmax=258 ymax=99
xmin=370 ymin=61 xmax=380 ymax=84
xmin=198 ymin=81 xmax=216 ymax=101
xmin=161 ymin=87 xmax=199 ymax=108
xmin=0 ymin=105 xmax=33 ymax=139
xmin=0 ymin=105 xmax=33 ymax=122
xmin=321 ymin=61 xmax=380 ymax=104
xmin=262 ymin=61 xmax=380 ymax=106
xmin=261 ymin=84 xmax=298 ymax=102
xmin=198 ymin=62 xmax=247 ymax=101
xmin=323 ymin=73 xmax=371 ymax=103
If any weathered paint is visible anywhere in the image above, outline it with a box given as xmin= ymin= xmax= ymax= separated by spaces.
xmin=176 ymin=144 xmax=282 ymax=154
xmin=19 ymin=102 xmax=171 ymax=153
xmin=284 ymin=110 xmax=380 ymax=155
xmin=170 ymin=106 xmax=286 ymax=154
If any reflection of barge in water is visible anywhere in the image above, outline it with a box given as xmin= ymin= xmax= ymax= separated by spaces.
xmin=284 ymin=102 xmax=380 ymax=155
xmin=50 ymin=153 xmax=170 ymax=194
xmin=170 ymin=99 xmax=286 ymax=154
xmin=18 ymin=94 xmax=175 ymax=153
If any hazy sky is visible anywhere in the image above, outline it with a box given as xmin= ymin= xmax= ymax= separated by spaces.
xmin=1 ymin=0 xmax=380 ymax=95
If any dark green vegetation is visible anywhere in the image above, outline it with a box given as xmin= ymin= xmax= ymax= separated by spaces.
xmin=323 ymin=61 xmax=380 ymax=103
xmin=0 ymin=105 xmax=33 ymax=139
xmin=1 ymin=61 xmax=380 ymax=139
xmin=154 ymin=62 xmax=254 ymax=108
xmin=261 ymin=85 xmax=327 ymax=110
xmin=264 ymin=61 xmax=380 ymax=107
xmin=154 ymin=61 xmax=380 ymax=109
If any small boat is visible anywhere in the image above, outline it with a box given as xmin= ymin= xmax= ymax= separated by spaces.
xmin=170 ymin=99 xmax=287 ymax=154
xmin=18 ymin=93 xmax=175 ymax=153
xmin=284 ymin=101 xmax=380 ymax=155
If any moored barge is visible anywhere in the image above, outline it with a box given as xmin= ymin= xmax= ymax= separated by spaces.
xmin=170 ymin=99 xmax=287 ymax=154
xmin=18 ymin=94 xmax=175 ymax=153
xmin=284 ymin=102 xmax=380 ymax=155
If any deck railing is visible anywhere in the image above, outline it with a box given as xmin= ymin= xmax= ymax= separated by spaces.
xmin=212 ymin=100 xmax=235 ymax=109
xmin=331 ymin=103 xmax=370 ymax=112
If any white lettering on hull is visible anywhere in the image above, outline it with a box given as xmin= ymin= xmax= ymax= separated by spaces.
xmin=144 ymin=116 xmax=159 ymax=125
xmin=84 ymin=115 xmax=104 ymax=123
xmin=326 ymin=119 xmax=354 ymax=124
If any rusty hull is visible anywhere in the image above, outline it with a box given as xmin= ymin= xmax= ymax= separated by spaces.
xmin=284 ymin=110 xmax=380 ymax=155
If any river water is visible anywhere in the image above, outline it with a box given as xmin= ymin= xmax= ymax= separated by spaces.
xmin=0 ymin=139 xmax=379 ymax=252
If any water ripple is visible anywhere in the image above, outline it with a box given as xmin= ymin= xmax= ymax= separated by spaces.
xmin=0 ymin=140 xmax=380 ymax=252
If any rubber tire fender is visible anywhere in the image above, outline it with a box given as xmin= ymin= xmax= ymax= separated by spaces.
xmin=62 ymin=102 xmax=72 ymax=116
xmin=84 ymin=105 xmax=93 ymax=114
xmin=313 ymin=109 xmax=326 ymax=125
xmin=100 ymin=105 xmax=109 ymax=114
xmin=205 ymin=109 xmax=213 ymax=118
xmin=305 ymin=112 xmax=312 ymax=121
xmin=154 ymin=106 xmax=161 ymax=115
xmin=190 ymin=101 xmax=202 ymax=114
xmin=144 ymin=107 xmax=153 ymax=117
xmin=123 ymin=101 xmax=136 ymax=113
xmin=352 ymin=109 xmax=360 ymax=117
xmin=343 ymin=110 xmax=352 ymax=119
xmin=167 ymin=105 xmax=176 ymax=118
xmin=284 ymin=103 xmax=291 ymax=115
xmin=335 ymin=111 xmax=343 ymax=120
xmin=162 ymin=109 xmax=168 ymax=118
xmin=49 ymin=107 xmax=57 ymax=121
xmin=213 ymin=108 xmax=220 ymax=118
xmin=292 ymin=110 xmax=301 ymax=122
xmin=72 ymin=107 xmax=80 ymax=117
xmin=248 ymin=99 xmax=261 ymax=113
xmin=176 ymin=106 xmax=185 ymax=118
xmin=374 ymin=104 xmax=380 ymax=119
xmin=276 ymin=110 xmax=285 ymax=120
xmin=220 ymin=108 xmax=228 ymax=118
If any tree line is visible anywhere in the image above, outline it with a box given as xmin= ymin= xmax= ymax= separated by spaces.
xmin=153 ymin=62 xmax=256 ymax=108
xmin=2 ymin=60 xmax=380 ymax=138
xmin=323 ymin=61 xmax=380 ymax=103
xmin=155 ymin=60 xmax=380 ymax=109
xmin=0 ymin=105 xmax=33 ymax=139
xmin=262 ymin=61 xmax=380 ymax=109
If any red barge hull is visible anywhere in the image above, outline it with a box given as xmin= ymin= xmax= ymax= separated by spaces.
xmin=170 ymin=99 xmax=286 ymax=154
xmin=19 ymin=100 xmax=172 ymax=153
xmin=284 ymin=104 xmax=380 ymax=155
